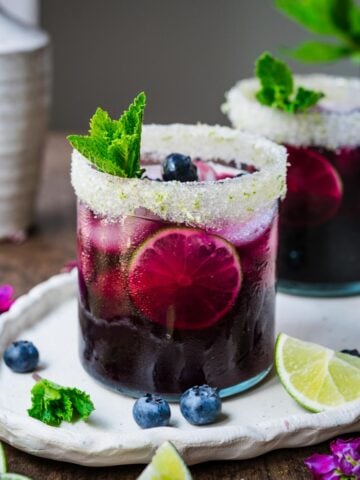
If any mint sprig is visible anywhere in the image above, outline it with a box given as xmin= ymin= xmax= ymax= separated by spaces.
xmin=275 ymin=0 xmax=360 ymax=63
xmin=255 ymin=52 xmax=325 ymax=113
xmin=68 ymin=92 xmax=146 ymax=178
xmin=28 ymin=378 xmax=95 ymax=426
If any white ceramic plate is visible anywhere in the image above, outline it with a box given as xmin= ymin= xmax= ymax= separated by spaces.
xmin=0 ymin=271 xmax=359 ymax=466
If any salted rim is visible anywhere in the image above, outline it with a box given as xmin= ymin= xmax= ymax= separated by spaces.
xmin=71 ymin=123 xmax=287 ymax=225
xmin=223 ymin=75 xmax=360 ymax=150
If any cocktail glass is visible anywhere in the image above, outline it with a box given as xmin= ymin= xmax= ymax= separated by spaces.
xmin=224 ymin=75 xmax=360 ymax=297
xmin=71 ymin=124 xmax=286 ymax=399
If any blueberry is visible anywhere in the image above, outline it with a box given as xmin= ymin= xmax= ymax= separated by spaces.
xmin=341 ymin=349 xmax=360 ymax=357
xmin=162 ymin=153 xmax=198 ymax=182
xmin=3 ymin=340 xmax=39 ymax=373
xmin=180 ymin=385 xmax=221 ymax=425
xmin=132 ymin=393 xmax=171 ymax=429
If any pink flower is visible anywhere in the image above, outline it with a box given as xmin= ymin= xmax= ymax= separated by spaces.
xmin=0 ymin=285 xmax=15 ymax=313
xmin=305 ymin=438 xmax=360 ymax=480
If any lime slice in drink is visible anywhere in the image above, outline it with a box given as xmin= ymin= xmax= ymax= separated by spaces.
xmin=138 ymin=441 xmax=192 ymax=480
xmin=281 ymin=146 xmax=343 ymax=227
xmin=275 ymin=333 xmax=360 ymax=412
xmin=129 ymin=227 xmax=242 ymax=330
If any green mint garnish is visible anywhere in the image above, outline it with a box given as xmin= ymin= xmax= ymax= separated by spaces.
xmin=28 ymin=378 xmax=95 ymax=426
xmin=68 ymin=91 xmax=146 ymax=178
xmin=255 ymin=52 xmax=325 ymax=113
xmin=275 ymin=0 xmax=360 ymax=63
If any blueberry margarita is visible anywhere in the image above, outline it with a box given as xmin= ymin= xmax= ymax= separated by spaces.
xmin=224 ymin=54 xmax=360 ymax=297
xmin=69 ymin=93 xmax=286 ymax=400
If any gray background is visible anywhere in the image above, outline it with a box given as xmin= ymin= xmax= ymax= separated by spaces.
xmin=41 ymin=0 xmax=360 ymax=130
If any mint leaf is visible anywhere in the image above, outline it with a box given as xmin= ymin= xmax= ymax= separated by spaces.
xmin=290 ymin=87 xmax=325 ymax=113
xmin=350 ymin=3 xmax=360 ymax=39
xmin=28 ymin=379 xmax=95 ymax=427
xmin=275 ymin=0 xmax=360 ymax=63
xmin=255 ymin=51 xmax=293 ymax=96
xmin=255 ymin=52 xmax=324 ymax=113
xmin=275 ymin=0 xmax=340 ymax=35
xmin=68 ymin=92 xmax=146 ymax=178
xmin=330 ymin=0 xmax=353 ymax=34
xmin=283 ymin=41 xmax=352 ymax=63
xmin=351 ymin=51 xmax=360 ymax=62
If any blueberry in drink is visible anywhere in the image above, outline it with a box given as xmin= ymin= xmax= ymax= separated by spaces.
xmin=224 ymin=53 xmax=360 ymax=296
xmin=69 ymin=95 xmax=286 ymax=399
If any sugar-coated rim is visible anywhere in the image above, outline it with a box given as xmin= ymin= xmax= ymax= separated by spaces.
xmin=223 ymin=75 xmax=360 ymax=150
xmin=71 ymin=124 xmax=287 ymax=225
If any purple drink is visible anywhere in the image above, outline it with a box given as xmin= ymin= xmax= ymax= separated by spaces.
xmin=72 ymin=124 xmax=286 ymax=399
xmin=278 ymin=144 xmax=360 ymax=291
xmin=225 ymin=75 xmax=360 ymax=296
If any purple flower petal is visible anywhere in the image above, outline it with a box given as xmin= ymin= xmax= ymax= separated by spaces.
xmin=321 ymin=472 xmax=342 ymax=480
xmin=331 ymin=438 xmax=360 ymax=460
xmin=305 ymin=453 xmax=339 ymax=477
xmin=331 ymin=438 xmax=360 ymax=476
xmin=0 ymin=284 xmax=15 ymax=313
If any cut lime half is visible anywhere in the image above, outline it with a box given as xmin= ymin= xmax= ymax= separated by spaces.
xmin=138 ymin=441 xmax=192 ymax=480
xmin=275 ymin=333 xmax=360 ymax=412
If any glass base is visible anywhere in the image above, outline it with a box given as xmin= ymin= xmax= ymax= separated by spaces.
xmin=82 ymin=358 xmax=273 ymax=402
xmin=278 ymin=280 xmax=360 ymax=298
xmin=219 ymin=365 xmax=272 ymax=398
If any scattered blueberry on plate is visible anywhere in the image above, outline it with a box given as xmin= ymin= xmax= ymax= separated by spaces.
xmin=180 ymin=385 xmax=221 ymax=425
xmin=162 ymin=153 xmax=198 ymax=182
xmin=3 ymin=340 xmax=39 ymax=373
xmin=133 ymin=393 xmax=171 ymax=429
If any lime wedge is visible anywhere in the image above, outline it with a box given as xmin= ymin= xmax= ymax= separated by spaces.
xmin=0 ymin=442 xmax=32 ymax=479
xmin=0 ymin=442 xmax=7 ymax=473
xmin=275 ymin=333 xmax=360 ymax=412
xmin=138 ymin=441 xmax=192 ymax=480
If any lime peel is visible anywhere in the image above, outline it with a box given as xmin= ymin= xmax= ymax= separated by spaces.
xmin=0 ymin=441 xmax=7 ymax=474
xmin=0 ymin=441 xmax=32 ymax=479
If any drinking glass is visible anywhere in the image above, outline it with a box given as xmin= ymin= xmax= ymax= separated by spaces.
xmin=224 ymin=75 xmax=360 ymax=297
xmin=71 ymin=124 xmax=287 ymax=399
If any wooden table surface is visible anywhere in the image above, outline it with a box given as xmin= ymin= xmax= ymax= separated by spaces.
xmin=0 ymin=134 xmax=341 ymax=479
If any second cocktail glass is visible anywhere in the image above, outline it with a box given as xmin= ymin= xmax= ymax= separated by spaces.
xmin=224 ymin=75 xmax=360 ymax=297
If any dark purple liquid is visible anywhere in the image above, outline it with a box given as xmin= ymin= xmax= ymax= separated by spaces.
xmin=278 ymin=145 xmax=360 ymax=288
xmin=77 ymin=202 xmax=277 ymax=398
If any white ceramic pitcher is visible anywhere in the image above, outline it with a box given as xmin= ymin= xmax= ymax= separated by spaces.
xmin=0 ymin=6 xmax=50 ymax=240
